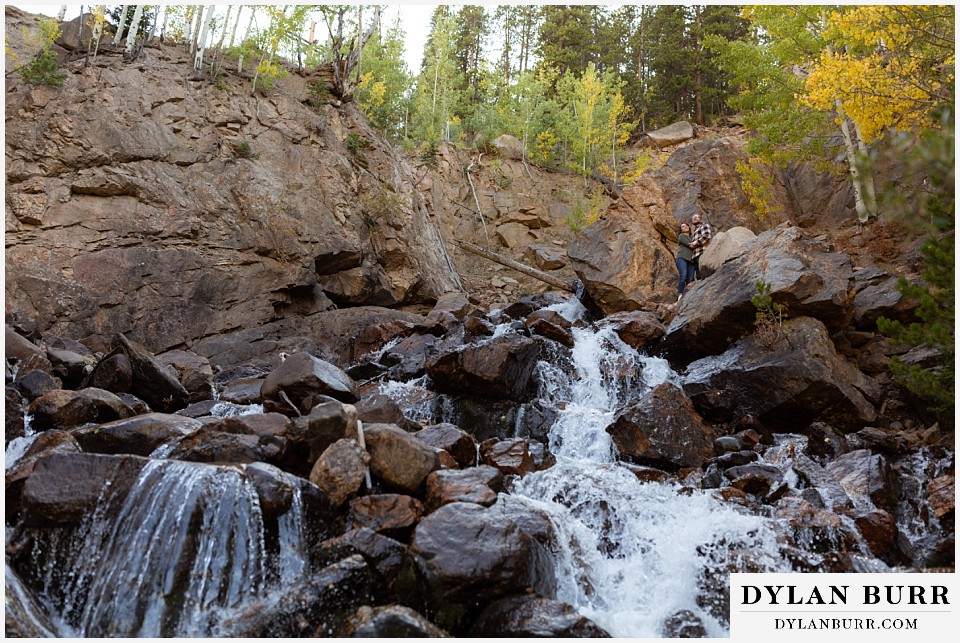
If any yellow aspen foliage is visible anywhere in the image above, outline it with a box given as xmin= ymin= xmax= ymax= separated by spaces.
xmin=802 ymin=5 xmax=954 ymax=142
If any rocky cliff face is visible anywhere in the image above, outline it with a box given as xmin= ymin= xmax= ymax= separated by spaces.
xmin=5 ymin=7 xmax=460 ymax=357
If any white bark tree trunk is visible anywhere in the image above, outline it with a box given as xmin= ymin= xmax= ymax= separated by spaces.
xmin=836 ymin=101 xmax=874 ymax=223
xmin=190 ymin=5 xmax=205 ymax=55
xmin=193 ymin=5 xmax=214 ymax=73
xmin=229 ymin=6 xmax=243 ymax=48
xmin=115 ymin=5 xmax=131 ymax=44
xmin=124 ymin=5 xmax=144 ymax=56
xmin=57 ymin=6 xmax=67 ymax=21
xmin=217 ymin=5 xmax=232 ymax=50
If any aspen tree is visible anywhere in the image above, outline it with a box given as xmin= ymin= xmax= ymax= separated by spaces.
xmin=124 ymin=5 xmax=144 ymax=57
xmin=193 ymin=4 xmax=214 ymax=74
xmin=115 ymin=5 xmax=131 ymax=44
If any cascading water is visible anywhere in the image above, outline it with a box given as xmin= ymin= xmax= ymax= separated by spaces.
xmin=511 ymin=310 xmax=788 ymax=636
xmin=381 ymin=299 xmax=791 ymax=637
xmin=15 ymin=459 xmax=310 ymax=637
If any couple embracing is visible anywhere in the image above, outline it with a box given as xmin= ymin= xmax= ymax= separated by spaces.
xmin=675 ymin=212 xmax=711 ymax=301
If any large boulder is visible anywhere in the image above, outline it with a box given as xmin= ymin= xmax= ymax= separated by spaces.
xmin=342 ymin=605 xmax=450 ymax=637
xmin=363 ymin=423 xmax=440 ymax=495
xmin=490 ymin=134 xmax=524 ymax=160
xmin=28 ymin=388 xmax=137 ymax=432
xmin=643 ymin=121 xmax=695 ymax=148
xmin=309 ymin=438 xmax=369 ymax=507
xmin=20 ymin=452 xmax=150 ymax=526
xmin=409 ymin=501 xmax=556 ymax=633
xmin=698 ymin=226 xmax=756 ymax=277
xmin=426 ymin=334 xmax=540 ymax=401
xmin=468 ymin=596 xmax=610 ymax=638
xmin=682 ymin=317 xmax=880 ymax=432
xmin=606 ymin=382 xmax=717 ymax=470
xmin=114 ymin=334 xmax=191 ymax=412
xmin=662 ymin=225 xmax=856 ymax=363
xmin=71 ymin=413 xmax=201 ymax=456
xmin=260 ymin=351 xmax=359 ymax=414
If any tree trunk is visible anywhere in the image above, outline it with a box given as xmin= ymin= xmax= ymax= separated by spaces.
xmin=115 ymin=5 xmax=131 ymax=44
xmin=124 ymin=5 xmax=144 ymax=57
xmin=456 ymin=241 xmax=575 ymax=292
xmin=190 ymin=5 xmax=204 ymax=55
xmin=229 ymin=6 xmax=243 ymax=48
xmin=57 ymin=6 xmax=67 ymax=21
xmin=836 ymin=102 xmax=874 ymax=223
xmin=193 ymin=4 xmax=214 ymax=74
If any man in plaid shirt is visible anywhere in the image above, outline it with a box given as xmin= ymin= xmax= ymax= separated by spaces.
xmin=690 ymin=212 xmax=712 ymax=280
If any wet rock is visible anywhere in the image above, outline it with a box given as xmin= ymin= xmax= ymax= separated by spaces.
xmin=71 ymin=413 xmax=201 ymax=456
xmin=683 ymin=317 xmax=879 ymax=432
xmin=202 ymin=411 xmax=291 ymax=438
xmin=606 ymin=383 xmax=716 ymax=471
xmin=21 ymin=452 xmax=150 ymax=526
xmin=774 ymin=497 xmax=861 ymax=554
xmin=713 ymin=436 xmax=742 ymax=454
xmin=347 ymin=493 xmax=424 ymax=540
xmin=790 ymin=454 xmax=853 ymax=512
xmin=85 ymin=353 xmax=133 ymax=394
xmin=463 ymin=315 xmax=495 ymax=338
xmin=803 ymin=422 xmax=849 ymax=462
xmin=427 ymin=334 xmax=539 ymax=401
xmin=825 ymin=449 xmax=896 ymax=511
xmin=500 ymin=293 xmax=568 ymax=320
xmin=469 ymin=595 xmax=610 ymax=637
xmin=415 ymin=423 xmax=479 ymax=468
xmin=714 ymin=450 xmax=759 ymax=469
xmin=218 ymin=376 xmax=264 ymax=404
xmin=480 ymin=438 xmax=537 ymax=476
xmin=926 ymin=474 xmax=954 ymax=525
xmin=12 ymin=369 xmax=61 ymax=403
xmin=327 ymin=527 xmax=408 ymax=587
xmin=606 ymin=310 xmax=666 ymax=350
xmin=46 ymin=348 xmax=92 ymax=389
xmin=226 ymin=555 xmax=381 ymax=637
xmin=364 ymin=423 xmax=439 ymax=494
xmin=168 ymin=428 xmax=283 ymax=465
xmin=156 ymin=350 xmax=214 ymax=403
xmin=6 ymin=387 xmax=26 ymax=444
xmin=115 ymin=334 xmax=191 ymax=412
xmin=244 ymin=462 xmax=295 ymax=517
xmin=343 ymin=604 xmax=450 ymax=637
xmin=261 ymin=351 xmax=360 ymax=414
xmin=425 ymin=465 xmax=504 ymax=512
xmin=724 ymin=463 xmax=784 ymax=497
xmin=5 ymin=430 xmax=81 ymax=518
xmin=663 ymin=226 xmax=855 ymax=363
xmin=355 ymin=392 xmax=415 ymax=430
xmin=379 ymin=334 xmax=438 ymax=381
xmin=852 ymin=509 xmax=899 ymax=562
xmin=524 ymin=310 xmax=574 ymax=347
xmin=662 ymin=609 xmax=708 ymax=638
xmin=849 ymin=426 xmax=913 ymax=456
xmin=409 ymin=501 xmax=557 ymax=633
xmin=285 ymin=400 xmax=359 ymax=475
xmin=28 ymin=387 xmax=137 ymax=432
xmin=309 ymin=438 xmax=369 ymax=507
xmin=4 ymin=563 xmax=60 ymax=637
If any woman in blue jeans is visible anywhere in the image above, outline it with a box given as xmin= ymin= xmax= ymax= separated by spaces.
xmin=675 ymin=222 xmax=696 ymax=300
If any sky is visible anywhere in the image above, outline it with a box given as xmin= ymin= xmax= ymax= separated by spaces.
xmin=14 ymin=2 xmax=439 ymax=72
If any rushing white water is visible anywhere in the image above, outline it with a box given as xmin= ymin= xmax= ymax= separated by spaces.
xmin=22 ymin=459 xmax=309 ymax=637
xmin=510 ymin=318 xmax=788 ymax=636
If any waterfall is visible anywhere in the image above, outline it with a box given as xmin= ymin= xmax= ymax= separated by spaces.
xmin=17 ymin=459 xmax=308 ymax=637
xmin=509 ymin=317 xmax=787 ymax=636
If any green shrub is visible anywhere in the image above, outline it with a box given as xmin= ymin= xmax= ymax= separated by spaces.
xmin=19 ymin=49 xmax=66 ymax=88
xmin=234 ymin=140 xmax=259 ymax=159
xmin=751 ymin=280 xmax=787 ymax=350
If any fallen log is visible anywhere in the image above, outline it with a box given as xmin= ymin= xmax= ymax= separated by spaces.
xmin=455 ymin=240 xmax=575 ymax=293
